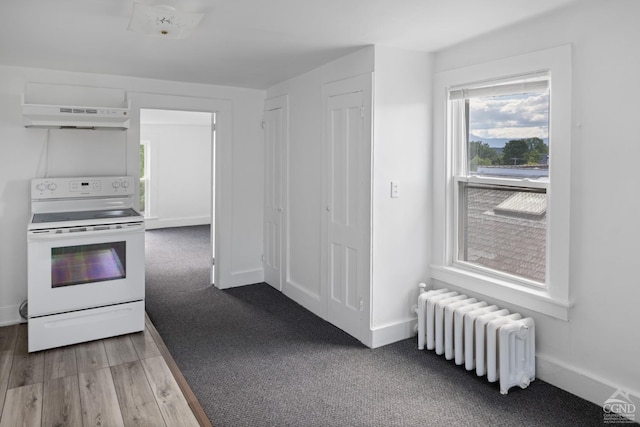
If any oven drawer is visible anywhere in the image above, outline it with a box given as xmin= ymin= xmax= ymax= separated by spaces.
xmin=28 ymin=301 xmax=145 ymax=352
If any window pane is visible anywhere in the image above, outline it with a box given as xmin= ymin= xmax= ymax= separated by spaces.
xmin=459 ymin=183 xmax=546 ymax=283
xmin=467 ymin=91 xmax=549 ymax=179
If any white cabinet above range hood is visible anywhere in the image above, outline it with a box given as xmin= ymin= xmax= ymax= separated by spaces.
xmin=22 ymin=83 xmax=130 ymax=130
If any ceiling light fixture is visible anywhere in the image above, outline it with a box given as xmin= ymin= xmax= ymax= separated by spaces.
xmin=128 ymin=3 xmax=204 ymax=39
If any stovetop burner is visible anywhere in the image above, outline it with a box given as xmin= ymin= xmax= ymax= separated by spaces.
xmin=32 ymin=208 xmax=141 ymax=224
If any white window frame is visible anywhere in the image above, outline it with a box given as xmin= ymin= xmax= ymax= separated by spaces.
xmin=451 ymin=75 xmax=550 ymax=288
xmin=431 ymin=45 xmax=572 ymax=320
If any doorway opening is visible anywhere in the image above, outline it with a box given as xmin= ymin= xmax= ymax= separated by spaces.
xmin=140 ymin=108 xmax=216 ymax=285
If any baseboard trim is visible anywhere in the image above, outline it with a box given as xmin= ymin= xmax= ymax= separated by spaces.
xmin=368 ymin=318 xmax=417 ymax=349
xmin=145 ymin=217 xmax=210 ymax=230
xmin=536 ymin=353 xmax=640 ymax=411
xmin=0 ymin=304 xmax=24 ymax=327
xmin=230 ymin=269 xmax=264 ymax=287
xmin=283 ymin=280 xmax=325 ymax=320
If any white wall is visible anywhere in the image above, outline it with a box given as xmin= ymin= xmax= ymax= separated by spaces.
xmin=0 ymin=65 xmax=265 ymax=325
xmin=141 ymin=119 xmax=212 ymax=229
xmin=432 ymin=0 xmax=640 ymax=408
xmin=370 ymin=47 xmax=432 ymax=347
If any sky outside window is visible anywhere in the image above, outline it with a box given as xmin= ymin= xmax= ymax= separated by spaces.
xmin=468 ymin=91 xmax=549 ymax=145
xmin=467 ymin=91 xmax=550 ymax=173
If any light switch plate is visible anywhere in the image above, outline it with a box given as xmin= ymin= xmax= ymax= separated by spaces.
xmin=391 ymin=181 xmax=399 ymax=198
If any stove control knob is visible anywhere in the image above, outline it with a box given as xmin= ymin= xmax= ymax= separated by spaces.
xmin=35 ymin=183 xmax=46 ymax=191
xmin=121 ymin=180 xmax=129 ymax=188
xmin=112 ymin=181 xmax=121 ymax=189
xmin=47 ymin=183 xmax=57 ymax=191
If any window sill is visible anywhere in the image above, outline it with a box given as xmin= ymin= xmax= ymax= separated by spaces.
xmin=430 ymin=264 xmax=571 ymax=320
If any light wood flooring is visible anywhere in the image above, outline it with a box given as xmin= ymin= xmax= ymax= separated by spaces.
xmin=0 ymin=315 xmax=212 ymax=427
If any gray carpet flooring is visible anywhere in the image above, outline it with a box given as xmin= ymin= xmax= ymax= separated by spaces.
xmin=144 ymin=225 xmax=633 ymax=427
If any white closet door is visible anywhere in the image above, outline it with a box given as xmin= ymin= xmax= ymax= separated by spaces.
xmin=263 ymin=107 xmax=285 ymax=290
xmin=325 ymin=91 xmax=364 ymax=339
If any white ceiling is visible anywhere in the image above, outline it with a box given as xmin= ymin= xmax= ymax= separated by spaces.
xmin=1 ymin=0 xmax=581 ymax=90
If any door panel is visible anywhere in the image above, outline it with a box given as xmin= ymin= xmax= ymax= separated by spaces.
xmin=263 ymin=107 xmax=284 ymax=290
xmin=326 ymin=91 xmax=364 ymax=339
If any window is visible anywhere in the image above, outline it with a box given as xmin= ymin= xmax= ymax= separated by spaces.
xmin=140 ymin=141 xmax=149 ymax=215
xmin=451 ymin=76 xmax=550 ymax=286
xmin=431 ymin=45 xmax=572 ymax=320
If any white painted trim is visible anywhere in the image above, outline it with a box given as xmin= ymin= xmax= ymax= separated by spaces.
xmin=128 ymin=92 xmax=233 ymax=289
xmin=137 ymin=123 xmax=212 ymax=129
xmin=144 ymin=217 xmax=210 ymax=230
xmin=224 ymin=269 xmax=264 ymax=289
xmin=537 ymin=353 xmax=640 ymax=414
xmin=367 ymin=318 xmax=417 ymax=349
xmin=0 ymin=305 xmax=25 ymax=327
xmin=264 ymin=94 xmax=289 ymax=112
xmin=431 ymin=266 xmax=571 ymax=320
xmin=283 ymin=279 xmax=323 ymax=318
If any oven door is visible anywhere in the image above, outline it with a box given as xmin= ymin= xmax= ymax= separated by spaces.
xmin=27 ymin=223 xmax=145 ymax=317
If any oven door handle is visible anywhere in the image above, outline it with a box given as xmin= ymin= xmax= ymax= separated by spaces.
xmin=28 ymin=223 xmax=145 ymax=240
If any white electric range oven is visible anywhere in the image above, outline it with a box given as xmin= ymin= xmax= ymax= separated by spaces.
xmin=27 ymin=176 xmax=145 ymax=352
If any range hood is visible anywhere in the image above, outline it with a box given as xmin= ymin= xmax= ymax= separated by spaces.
xmin=22 ymin=96 xmax=131 ymax=130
